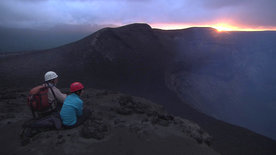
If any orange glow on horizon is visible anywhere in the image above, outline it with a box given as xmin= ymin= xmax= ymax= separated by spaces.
xmin=150 ymin=23 xmax=276 ymax=32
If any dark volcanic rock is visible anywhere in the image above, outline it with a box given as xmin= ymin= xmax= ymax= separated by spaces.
xmin=80 ymin=118 xmax=109 ymax=140
xmin=116 ymin=95 xmax=154 ymax=115
xmin=151 ymin=113 xmax=174 ymax=127
xmin=0 ymin=89 xmax=217 ymax=155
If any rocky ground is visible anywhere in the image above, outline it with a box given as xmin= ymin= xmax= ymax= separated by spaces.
xmin=0 ymin=88 xmax=218 ymax=155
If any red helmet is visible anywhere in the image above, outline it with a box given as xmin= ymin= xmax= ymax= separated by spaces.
xmin=70 ymin=82 xmax=84 ymax=92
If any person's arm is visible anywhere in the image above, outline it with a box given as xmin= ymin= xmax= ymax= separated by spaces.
xmin=52 ymin=87 xmax=67 ymax=103
xmin=76 ymin=100 xmax=83 ymax=117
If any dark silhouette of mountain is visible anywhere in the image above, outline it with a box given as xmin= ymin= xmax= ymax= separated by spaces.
xmin=1 ymin=23 xmax=276 ymax=154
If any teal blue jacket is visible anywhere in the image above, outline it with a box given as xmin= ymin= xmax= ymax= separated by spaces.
xmin=60 ymin=93 xmax=83 ymax=126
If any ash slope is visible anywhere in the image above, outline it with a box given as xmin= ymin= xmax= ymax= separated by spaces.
xmin=1 ymin=23 xmax=276 ymax=154
xmin=0 ymin=89 xmax=217 ymax=155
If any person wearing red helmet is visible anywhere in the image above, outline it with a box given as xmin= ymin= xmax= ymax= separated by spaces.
xmin=60 ymin=82 xmax=89 ymax=128
xmin=70 ymin=82 xmax=84 ymax=93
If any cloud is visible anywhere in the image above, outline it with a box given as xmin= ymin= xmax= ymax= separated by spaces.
xmin=200 ymin=0 xmax=276 ymax=26
xmin=0 ymin=0 xmax=275 ymax=29
xmin=202 ymin=0 xmax=246 ymax=9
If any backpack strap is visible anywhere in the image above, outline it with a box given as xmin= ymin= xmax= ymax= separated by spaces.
xmin=49 ymin=86 xmax=58 ymax=103
xmin=46 ymin=82 xmax=58 ymax=111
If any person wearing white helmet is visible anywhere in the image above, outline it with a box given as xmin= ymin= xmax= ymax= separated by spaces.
xmin=21 ymin=71 xmax=67 ymax=139
xmin=44 ymin=71 xmax=67 ymax=111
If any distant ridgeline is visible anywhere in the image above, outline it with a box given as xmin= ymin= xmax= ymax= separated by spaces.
xmin=1 ymin=23 xmax=276 ymax=142
xmin=0 ymin=26 xmax=93 ymax=52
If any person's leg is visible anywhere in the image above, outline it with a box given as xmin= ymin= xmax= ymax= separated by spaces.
xmin=21 ymin=117 xmax=53 ymax=139
xmin=27 ymin=112 xmax=61 ymax=129
xmin=28 ymin=116 xmax=54 ymax=129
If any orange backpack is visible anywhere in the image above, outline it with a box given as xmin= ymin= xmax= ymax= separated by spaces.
xmin=28 ymin=85 xmax=51 ymax=111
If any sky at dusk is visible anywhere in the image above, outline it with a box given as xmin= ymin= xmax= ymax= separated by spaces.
xmin=1 ymin=0 xmax=276 ymax=31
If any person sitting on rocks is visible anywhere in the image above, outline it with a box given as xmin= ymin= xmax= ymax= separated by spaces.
xmin=20 ymin=71 xmax=67 ymax=141
xmin=60 ymin=82 xmax=90 ymax=128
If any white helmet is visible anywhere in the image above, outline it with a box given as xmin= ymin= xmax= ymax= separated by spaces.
xmin=44 ymin=71 xmax=58 ymax=82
